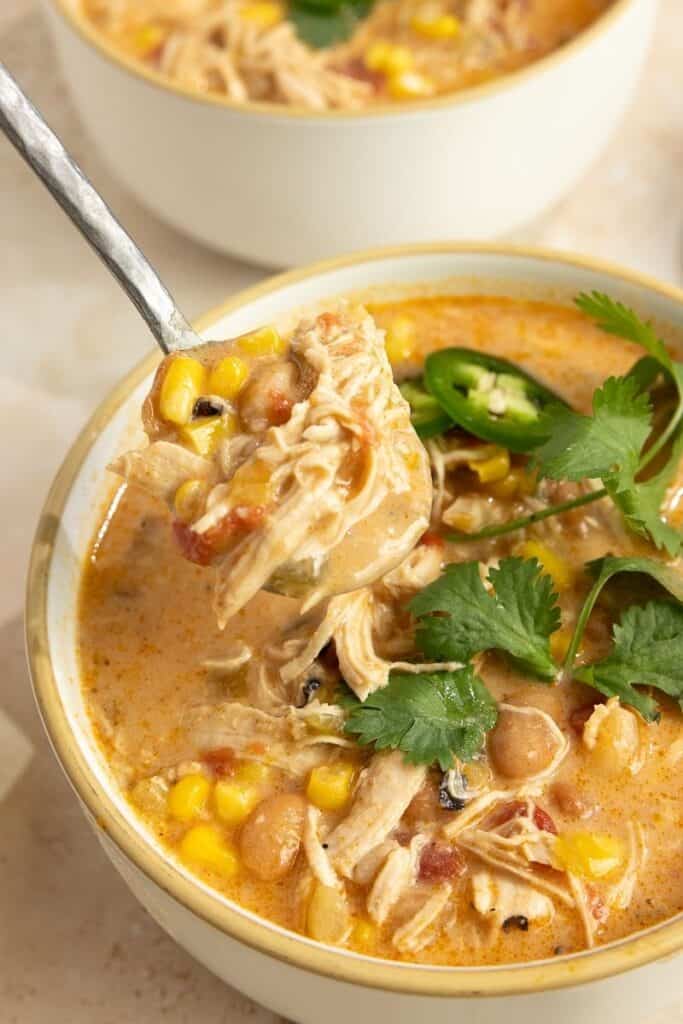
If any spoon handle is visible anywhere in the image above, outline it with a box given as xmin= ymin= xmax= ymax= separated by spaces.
xmin=0 ymin=62 xmax=200 ymax=354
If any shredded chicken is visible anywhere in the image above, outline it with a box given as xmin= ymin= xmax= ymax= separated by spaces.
xmin=471 ymin=871 xmax=554 ymax=928
xmin=326 ymin=751 xmax=426 ymax=877
xmin=583 ymin=698 xmax=643 ymax=774
xmin=367 ymin=835 xmax=427 ymax=925
xmin=112 ymin=440 xmax=213 ymax=501
xmin=303 ymin=805 xmax=339 ymax=889
xmin=391 ymin=883 xmax=452 ymax=953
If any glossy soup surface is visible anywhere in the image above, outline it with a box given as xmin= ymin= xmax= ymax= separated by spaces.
xmin=82 ymin=0 xmax=614 ymax=111
xmin=79 ymin=295 xmax=683 ymax=966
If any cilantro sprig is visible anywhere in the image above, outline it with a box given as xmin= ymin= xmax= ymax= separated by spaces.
xmin=341 ymin=667 xmax=498 ymax=769
xmin=562 ymin=555 xmax=683 ymax=719
xmin=289 ymin=0 xmax=373 ymax=47
xmin=410 ymin=557 xmax=560 ymax=680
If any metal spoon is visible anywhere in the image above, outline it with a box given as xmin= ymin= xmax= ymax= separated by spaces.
xmin=0 ymin=61 xmax=198 ymax=355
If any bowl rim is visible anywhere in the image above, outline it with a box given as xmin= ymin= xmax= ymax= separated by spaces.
xmin=48 ymin=0 xmax=637 ymax=122
xmin=26 ymin=242 xmax=683 ymax=998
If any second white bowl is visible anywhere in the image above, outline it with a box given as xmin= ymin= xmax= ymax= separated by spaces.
xmin=44 ymin=0 xmax=657 ymax=267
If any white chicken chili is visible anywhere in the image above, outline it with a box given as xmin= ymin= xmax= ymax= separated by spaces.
xmin=79 ymin=292 xmax=683 ymax=966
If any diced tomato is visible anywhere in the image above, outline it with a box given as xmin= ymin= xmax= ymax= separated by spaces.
xmin=532 ymin=805 xmax=558 ymax=835
xmin=173 ymin=505 xmax=266 ymax=566
xmin=421 ymin=530 xmax=445 ymax=548
xmin=418 ymin=842 xmax=466 ymax=882
xmin=203 ymin=747 xmax=237 ymax=778
xmin=483 ymin=799 xmax=557 ymax=834
xmin=172 ymin=519 xmax=214 ymax=565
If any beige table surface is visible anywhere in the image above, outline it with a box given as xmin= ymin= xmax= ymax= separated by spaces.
xmin=0 ymin=1 xmax=681 ymax=1021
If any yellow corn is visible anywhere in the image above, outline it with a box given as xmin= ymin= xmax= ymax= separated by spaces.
xmin=159 ymin=356 xmax=207 ymax=425
xmin=180 ymin=824 xmax=240 ymax=878
xmin=173 ymin=478 xmax=207 ymax=522
xmin=517 ymin=540 xmax=574 ymax=592
xmin=306 ymin=762 xmax=355 ymax=811
xmin=167 ymin=773 xmax=211 ymax=823
xmin=470 ymin=448 xmax=510 ymax=484
xmin=238 ymin=325 xmax=285 ymax=357
xmin=214 ymin=780 xmax=262 ymax=826
xmin=385 ymin=315 xmax=417 ymax=364
xmin=488 ymin=466 xmax=537 ymax=500
xmin=388 ymin=70 xmax=435 ymax=99
xmin=179 ymin=413 xmax=238 ymax=457
xmin=411 ymin=11 xmax=461 ymax=39
xmin=352 ymin=918 xmax=379 ymax=947
xmin=365 ymin=42 xmax=414 ymax=75
xmin=128 ymin=23 xmax=166 ymax=57
xmin=553 ymin=831 xmax=625 ymax=881
xmin=240 ymin=1 xmax=283 ymax=27
xmin=236 ymin=760 xmax=271 ymax=785
xmin=207 ymin=355 xmax=250 ymax=400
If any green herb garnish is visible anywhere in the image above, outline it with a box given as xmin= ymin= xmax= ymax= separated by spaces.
xmin=410 ymin=557 xmax=560 ymax=681
xmin=341 ymin=667 xmax=498 ymax=769
xmin=289 ymin=0 xmax=372 ymax=47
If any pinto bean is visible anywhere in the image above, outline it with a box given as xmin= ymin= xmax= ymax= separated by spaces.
xmin=488 ymin=707 xmax=558 ymax=780
xmin=239 ymin=793 xmax=306 ymax=880
xmin=550 ymin=781 xmax=598 ymax=820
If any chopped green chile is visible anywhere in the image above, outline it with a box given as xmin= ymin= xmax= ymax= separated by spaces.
xmin=399 ymin=377 xmax=453 ymax=439
xmin=424 ymin=348 xmax=568 ymax=453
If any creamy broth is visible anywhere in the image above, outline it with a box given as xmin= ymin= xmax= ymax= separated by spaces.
xmin=82 ymin=0 xmax=615 ymax=111
xmin=79 ymin=295 xmax=683 ymax=966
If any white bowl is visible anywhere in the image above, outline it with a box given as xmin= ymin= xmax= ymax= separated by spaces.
xmin=27 ymin=245 xmax=683 ymax=1024
xmin=43 ymin=0 xmax=657 ymax=267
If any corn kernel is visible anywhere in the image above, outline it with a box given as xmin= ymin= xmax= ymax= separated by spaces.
xmin=517 ymin=540 xmax=574 ymax=592
xmin=388 ymin=70 xmax=435 ymax=99
xmin=240 ymin=1 xmax=283 ymax=27
xmin=554 ymin=831 xmax=625 ymax=881
xmin=128 ymin=23 xmax=166 ymax=57
xmin=307 ymin=762 xmax=355 ymax=811
xmin=385 ymin=315 xmax=417 ymax=364
xmin=352 ymin=918 xmax=378 ymax=946
xmin=173 ymin=478 xmax=207 ymax=522
xmin=167 ymin=773 xmax=211 ymax=822
xmin=207 ymin=355 xmax=250 ymax=399
xmin=238 ymin=325 xmax=285 ymax=357
xmin=180 ymin=824 xmax=240 ymax=878
xmin=365 ymin=42 xmax=414 ymax=75
xmin=214 ymin=780 xmax=262 ymax=825
xmin=179 ymin=413 xmax=238 ymax=457
xmin=159 ymin=356 xmax=207 ymax=426
xmin=411 ymin=12 xmax=461 ymax=39
xmin=469 ymin=448 xmax=510 ymax=484
xmin=488 ymin=466 xmax=537 ymax=500
xmin=236 ymin=760 xmax=271 ymax=784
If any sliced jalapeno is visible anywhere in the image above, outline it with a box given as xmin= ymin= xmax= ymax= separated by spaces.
xmin=399 ymin=377 xmax=454 ymax=439
xmin=424 ymin=348 xmax=568 ymax=453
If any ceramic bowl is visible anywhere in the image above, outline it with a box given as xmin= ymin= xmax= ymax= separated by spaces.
xmin=26 ymin=244 xmax=683 ymax=1024
xmin=43 ymin=0 xmax=657 ymax=267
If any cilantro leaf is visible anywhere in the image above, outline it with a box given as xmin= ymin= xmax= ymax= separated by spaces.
xmin=289 ymin=0 xmax=371 ymax=46
xmin=606 ymin=430 xmax=683 ymax=557
xmin=535 ymin=376 xmax=652 ymax=486
xmin=575 ymin=292 xmax=673 ymax=369
xmin=561 ymin=554 xmax=683 ymax=682
xmin=575 ymin=601 xmax=683 ymax=721
xmin=342 ymin=667 xmax=498 ymax=769
xmin=410 ymin=557 xmax=560 ymax=681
